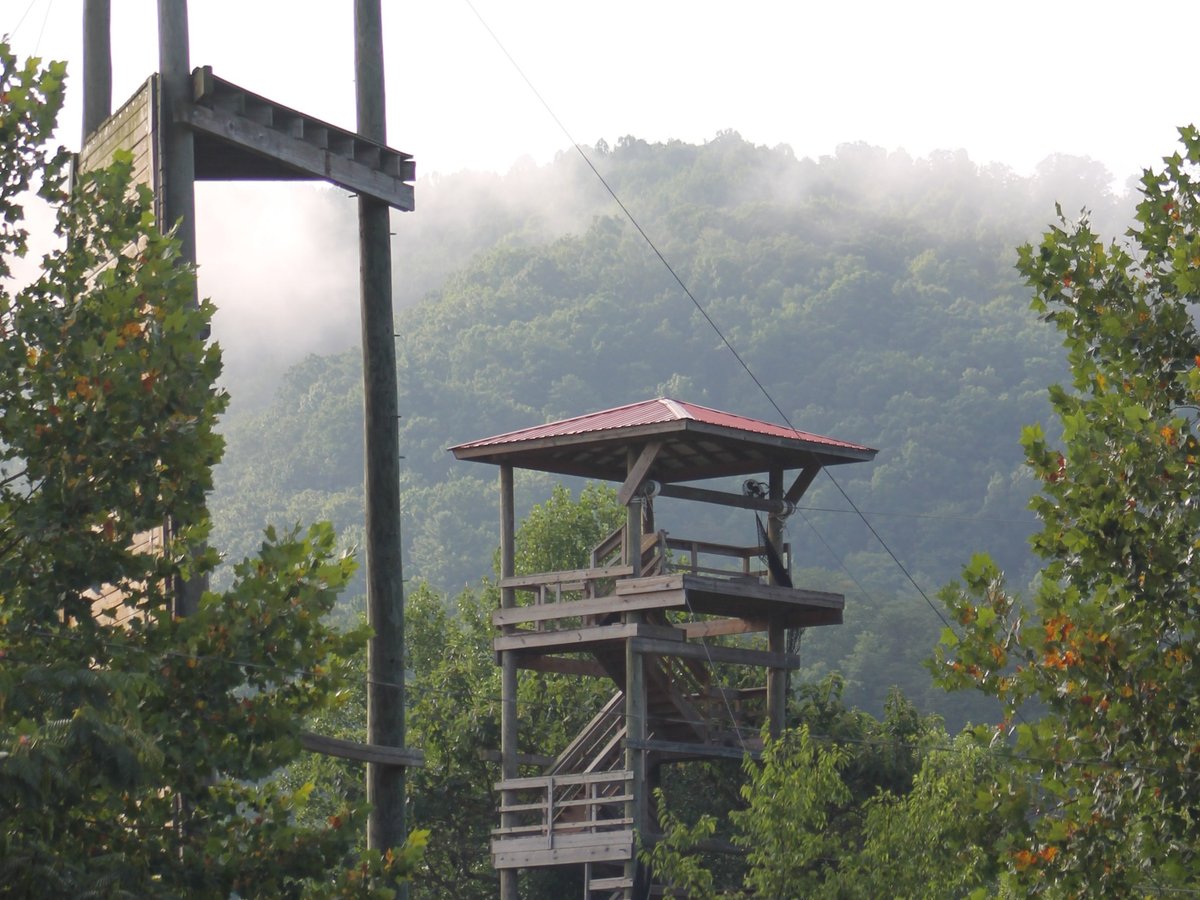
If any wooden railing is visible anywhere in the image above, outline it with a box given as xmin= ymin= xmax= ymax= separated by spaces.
xmin=662 ymin=536 xmax=789 ymax=581
xmin=551 ymin=691 xmax=627 ymax=777
xmin=501 ymin=564 xmax=633 ymax=604
xmin=493 ymin=770 xmax=634 ymax=846
xmin=496 ymin=565 xmax=634 ymax=632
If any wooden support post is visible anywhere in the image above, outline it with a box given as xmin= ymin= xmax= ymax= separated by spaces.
xmin=82 ymin=0 xmax=111 ymax=140
xmin=625 ymin=448 xmax=644 ymax=582
xmin=157 ymin=0 xmax=197 ymax=277
xmin=766 ymin=467 xmax=787 ymax=739
xmin=499 ymin=466 xmax=518 ymax=900
xmin=156 ymin=0 xmax=204 ymax=620
xmin=625 ymin=635 xmax=646 ymax=890
xmin=355 ymin=0 xmax=407 ymax=859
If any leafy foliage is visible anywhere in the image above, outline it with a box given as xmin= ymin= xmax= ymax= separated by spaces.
xmin=646 ymin=678 xmax=1016 ymax=897
xmin=935 ymin=127 xmax=1200 ymax=893
xmin=0 ymin=45 xmax=421 ymax=895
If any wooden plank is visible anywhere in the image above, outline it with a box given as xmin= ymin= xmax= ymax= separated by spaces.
xmin=627 ymin=737 xmax=762 ymax=762
xmin=493 ymin=623 xmax=682 ymax=654
xmin=500 ymin=564 xmax=632 ymax=590
xmin=590 ymin=876 xmax=634 ymax=890
xmin=656 ymin=482 xmax=789 ymax=513
xmin=493 ymin=839 xmax=633 ymax=869
xmin=516 ymin=655 xmax=608 ymax=677
xmin=299 ymin=732 xmax=424 ymax=767
xmin=492 ymin=590 xmax=683 ymax=627
xmin=681 ymin=617 xmax=768 ymax=638
xmin=492 ymin=829 xmax=634 ymax=851
xmin=631 ymin=636 xmax=801 ymax=670
xmin=497 ymin=770 xmax=633 ymax=791
xmin=614 ymin=574 xmax=680 ymax=595
xmin=496 ymin=797 xmax=634 ymax=816
xmin=178 ymin=103 xmax=414 ymax=209
xmin=616 ymin=440 xmax=662 ymax=507
xmin=490 ymin=821 xmax=634 ymax=837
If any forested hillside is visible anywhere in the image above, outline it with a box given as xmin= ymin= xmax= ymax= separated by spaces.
xmin=212 ymin=133 xmax=1131 ymax=723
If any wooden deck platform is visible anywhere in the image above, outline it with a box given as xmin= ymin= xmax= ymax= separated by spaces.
xmin=494 ymin=570 xmax=842 ymax=654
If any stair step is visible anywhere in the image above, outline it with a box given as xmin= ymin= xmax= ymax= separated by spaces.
xmin=590 ymin=876 xmax=633 ymax=890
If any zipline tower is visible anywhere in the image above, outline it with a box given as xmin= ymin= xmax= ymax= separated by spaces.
xmin=452 ymin=398 xmax=876 ymax=899
xmin=80 ymin=0 xmax=419 ymax=854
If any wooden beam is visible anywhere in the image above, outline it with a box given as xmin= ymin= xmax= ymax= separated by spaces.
xmin=630 ymin=636 xmax=801 ymax=670
xmin=656 ymin=482 xmax=790 ymax=513
xmin=515 ymin=655 xmax=608 ymax=677
xmin=499 ymin=564 xmax=632 ymax=590
xmin=494 ymin=622 xmax=682 ymax=654
xmin=497 ymin=770 xmax=633 ymax=791
xmin=785 ymin=465 xmax=822 ymax=506
xmin=617 ymin=440 xmax=662 ymax=506
xmin=492 ymin=837 xmax=634 ymax=869
xmin=626 ymin=737 xmax=762 ymax=762
xmin=300 ymin=732 xmax=424 ymax=767
xmin=680 ymin=617 xmax=768 ymax=638
xmin=492 ymin=590 xmax=683 ymax=628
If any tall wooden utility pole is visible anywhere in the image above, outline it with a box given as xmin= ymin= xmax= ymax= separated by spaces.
xmin=82 ymin=0 xmax=111 ymax=139
xmin=355 ymin=0 xmax=408 ymax=856
xmin=156 ymin=0 xmax=197 ymax=276
xmin=156 ymin=0 xmax=203 ymax=619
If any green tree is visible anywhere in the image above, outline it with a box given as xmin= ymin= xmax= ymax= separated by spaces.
xmin=935 ymin=127 xmax=1200 ymax=893
xmin=644 ymin=679 xmax=1010 ymax=898
xmin=0 ymin=45 xmax=421 ymax=895
xmin=285 ymin=483 xmax=622 ymax=898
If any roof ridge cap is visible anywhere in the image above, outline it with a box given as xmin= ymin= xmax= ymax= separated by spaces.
xmin=659 ymin=397 xmax=693 ymax=420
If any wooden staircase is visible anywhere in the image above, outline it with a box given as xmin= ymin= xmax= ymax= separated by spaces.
xmin=490 ymin=525 xmax=836 ymax=897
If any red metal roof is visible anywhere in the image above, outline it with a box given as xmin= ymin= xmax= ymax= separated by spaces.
xmin=451 ymin=397 xmax=873 ymax=454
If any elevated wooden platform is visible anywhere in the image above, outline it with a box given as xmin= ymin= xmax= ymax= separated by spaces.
xmin=183 ymin=67 xmax=414 ymax=209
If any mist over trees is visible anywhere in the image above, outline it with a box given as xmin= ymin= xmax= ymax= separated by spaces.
xmin=212 ymin=132 xmax=1133 ymax=726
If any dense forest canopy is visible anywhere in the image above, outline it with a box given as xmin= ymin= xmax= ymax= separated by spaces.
xmin=212 ymin=132 xmax=1133 ymax=724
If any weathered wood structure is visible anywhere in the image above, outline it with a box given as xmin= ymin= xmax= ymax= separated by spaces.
xmin=78 ymin=0 xmax=419 ymax=854
xmin=452 ymin=397 xmax=876 ymax=899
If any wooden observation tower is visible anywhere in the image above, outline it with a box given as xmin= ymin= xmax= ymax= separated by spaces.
xmin=452 ymin=398 xmax=877 ymax=899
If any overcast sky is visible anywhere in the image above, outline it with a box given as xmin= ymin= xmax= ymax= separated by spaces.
xmin=5 ymin=0 xmax=1196 ymax=185
xmin=5 ymin=0 xmax=1197 ymax=391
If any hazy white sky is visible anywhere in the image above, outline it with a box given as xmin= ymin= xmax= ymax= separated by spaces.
xmin=5 ymin=0 xmax=1196 ymax=388
xmin=4 ymin=0 xmax=1196 ymax=184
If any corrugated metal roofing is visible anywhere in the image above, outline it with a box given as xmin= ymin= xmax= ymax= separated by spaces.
xmin=451 ymin=397 xmax=872 ymax=454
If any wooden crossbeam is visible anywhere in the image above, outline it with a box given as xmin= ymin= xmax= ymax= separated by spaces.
xmin=616 ymin=440 xmax=662 ymax=506
xmin=299 ymin=732 xmax=424 ymax=767
xmin=630 ymin=636 xmax=801 ymax=669
xmin=785 ymin=465 xmax=822 ymax=506
xmin=656 ymin=482 xmax=790 ymax=513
